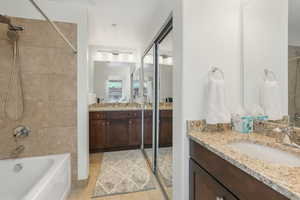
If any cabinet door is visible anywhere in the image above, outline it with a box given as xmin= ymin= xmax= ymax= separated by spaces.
xmin=89 ymin=120 xmax=106 ymax=151
xmin=190 ymin=159 xmax=238 ymax=200
xmin=144 ymin=117 xmax=153 ymax=146
xmin=129 ymin=119 xmax=142 ymax=146
xmin=106 ymin=119 xmax=130 ymax=148
xmin=159 ymin=116 xmax=172 ymax=146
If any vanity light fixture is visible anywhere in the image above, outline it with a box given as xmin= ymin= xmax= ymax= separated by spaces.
xmin=96 ymin=50 xmax=135 ymax=63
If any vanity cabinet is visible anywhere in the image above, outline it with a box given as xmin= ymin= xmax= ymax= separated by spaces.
xmin=89 ymin=111 xmax=141 ymax=152
xmin=89 ymin=110 xmax=173 ymax=152
xmin=189 ymin=140 xmax=289 ymax=200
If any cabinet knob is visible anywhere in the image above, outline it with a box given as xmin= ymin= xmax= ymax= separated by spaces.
xmin=216 ymin=197 xmax=224 ymax=200
xmin=102 ymin=122 xmax=106 ymax=126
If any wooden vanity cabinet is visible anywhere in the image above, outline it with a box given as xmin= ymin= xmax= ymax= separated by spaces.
xmin=189 ymin=140 xmax=289 ymax=200
xmin=89 ymin=111 xmax=142 ymax=152
xmin=89 ymin=110 xmax=173 ymax=152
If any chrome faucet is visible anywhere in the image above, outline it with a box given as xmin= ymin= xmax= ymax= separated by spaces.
xmin=14 ymin=126 xmax=30 ymax=138
xmin=273 ymin=125 xmax=300 ymax=149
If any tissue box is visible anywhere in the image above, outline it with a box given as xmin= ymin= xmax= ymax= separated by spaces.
xmin=254 ymin=115 xmax=268 ymax=121
xmin=232 ymin=116 xmax=254 ymax=134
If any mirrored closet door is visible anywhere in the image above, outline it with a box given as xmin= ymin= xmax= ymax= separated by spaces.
xmin=157 ymin=29 xmax=173 ymax=199
xmin=141 ymin=16 xmax=173 ymax=200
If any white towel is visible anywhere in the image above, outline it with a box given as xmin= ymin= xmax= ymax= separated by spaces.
xmin=260 ymin=79 xmax=283 ymax=120
xmin=206 ymin=71 xmax=231 ymax=124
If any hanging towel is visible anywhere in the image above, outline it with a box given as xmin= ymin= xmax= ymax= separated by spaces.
xmin=206 ymin=69 xmax=231 ymax=124
xmin=260 ymin=79 xmax=283 ymax=120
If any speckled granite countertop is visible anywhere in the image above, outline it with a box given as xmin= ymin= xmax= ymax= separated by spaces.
xmin=188 ymin=130 xmax=300 ymax=200
xmin=89 ymin=106 xmax=142 ymax=111
xmin=89 ymin=103 xmax=173 ymax=111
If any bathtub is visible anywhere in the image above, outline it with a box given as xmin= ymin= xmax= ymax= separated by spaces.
xmin=0 ymin=153 xmax=71 ymax=200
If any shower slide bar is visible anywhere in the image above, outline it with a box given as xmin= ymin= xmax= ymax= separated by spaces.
xmin=28 ymin=0 xmax=78 ymax=54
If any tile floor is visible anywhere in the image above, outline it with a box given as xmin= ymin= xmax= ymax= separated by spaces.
xmin=68 ymin=153 xmax=166 ymax=200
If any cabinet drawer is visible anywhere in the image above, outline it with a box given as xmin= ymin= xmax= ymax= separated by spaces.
xmin=90 ymin=112 xmax=106 ymax=120
xmin=107 ymin=111 xmax=131 ymax=119
xmin=107 ymin=111 xmax=141 ymax=119
xmin=190 ymin=159 xmax=238 ymax=200
xmin=160 ymin=110 xmax=172 ymax=118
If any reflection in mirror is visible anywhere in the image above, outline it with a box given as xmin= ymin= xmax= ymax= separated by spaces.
xmin=143 ymin=46 xmax=155 ymax=168
xmin=157 ymin=30 xmax=173 ymax=199
xmin=242 ymin=0 xmax=288 ymax=122
xmin=242 ymin=0 xmax=300 ymax=128
xmin=93 ymin=61 xmax=135 ymax=103
xmin=289 ymin=0 xmax=300 ymax=127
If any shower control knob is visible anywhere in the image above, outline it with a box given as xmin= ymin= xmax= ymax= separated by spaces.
xmin=14 ymin=125 xmax=31 ymax=138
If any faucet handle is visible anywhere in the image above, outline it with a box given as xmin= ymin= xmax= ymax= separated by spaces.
xmin=14 ymin=125 xmax=30 ymax=138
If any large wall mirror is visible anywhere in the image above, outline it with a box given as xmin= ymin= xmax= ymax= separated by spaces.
xmin=93 ymin=61 xmax=137 ymax=103
xmin=241 ymin=0 xmax=297 ymax=124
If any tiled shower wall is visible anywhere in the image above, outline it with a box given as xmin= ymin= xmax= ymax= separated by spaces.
xmin=288 ymin=46 xmax=300 ymax=127
xmin=0 ymin=17 xmax=77 ymax=180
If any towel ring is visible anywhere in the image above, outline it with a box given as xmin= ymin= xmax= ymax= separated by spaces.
xmin=209 ymin=66 xmax=224 ymax=80
xmin=264 ymin=69 xmax=277 ymax=81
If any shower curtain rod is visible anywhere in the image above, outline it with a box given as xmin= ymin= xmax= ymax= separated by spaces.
xmin=28 ymin=0 xmax=78 ymax=54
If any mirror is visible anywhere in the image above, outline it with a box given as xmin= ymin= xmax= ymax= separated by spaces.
xmin=242 ymin=0 xmax=290 ymax=123
xmin=131 ymin=67 xmax=142 ymax=101
xmin=93 ymin=61 xmax=136 ymax=103
xmin=288 ymin=0 xmax=300 ymax=127
xmin=142 ymin=46 xmax=155 ymax=168
xmin=157 ymin=29 xmax=173 ymax=199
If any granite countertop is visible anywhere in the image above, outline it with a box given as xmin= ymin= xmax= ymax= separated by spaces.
xmin=89 ymin=103 xmax=173 ymax=112
xmin=188 ymin=129 xmax=300 ymax=200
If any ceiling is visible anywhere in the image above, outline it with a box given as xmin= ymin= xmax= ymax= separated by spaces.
xmin=48 ymin=0 xmax=172 ymax=50
xmin=87 ymin=0 xmax=172 ymax=50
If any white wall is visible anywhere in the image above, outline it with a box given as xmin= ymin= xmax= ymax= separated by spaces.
xmin=173 ymin=0 xmax=242 ymax=199
xmin=93 ymin=61 xmax=132 ymax=101
xmin=243 ymin=0 xmax=288 ymax=113
xmin=1 ymin=0 xmax=90 ymax=180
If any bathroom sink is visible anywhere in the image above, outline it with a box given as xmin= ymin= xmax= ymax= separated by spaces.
xmin=227 ymin=141 xmax=300 ymax=167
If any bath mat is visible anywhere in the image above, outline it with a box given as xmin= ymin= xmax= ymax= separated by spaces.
xmin=145 ymin=147 xmax=173 ymax=187
xmin=157 ymin=147 xmax=173 ymax=188
xmin=92 ymin=150 xmax=156 ymax=198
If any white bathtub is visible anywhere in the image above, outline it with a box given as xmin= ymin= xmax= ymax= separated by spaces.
xmin=0 ymin=153 xmax=71 ymax=200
